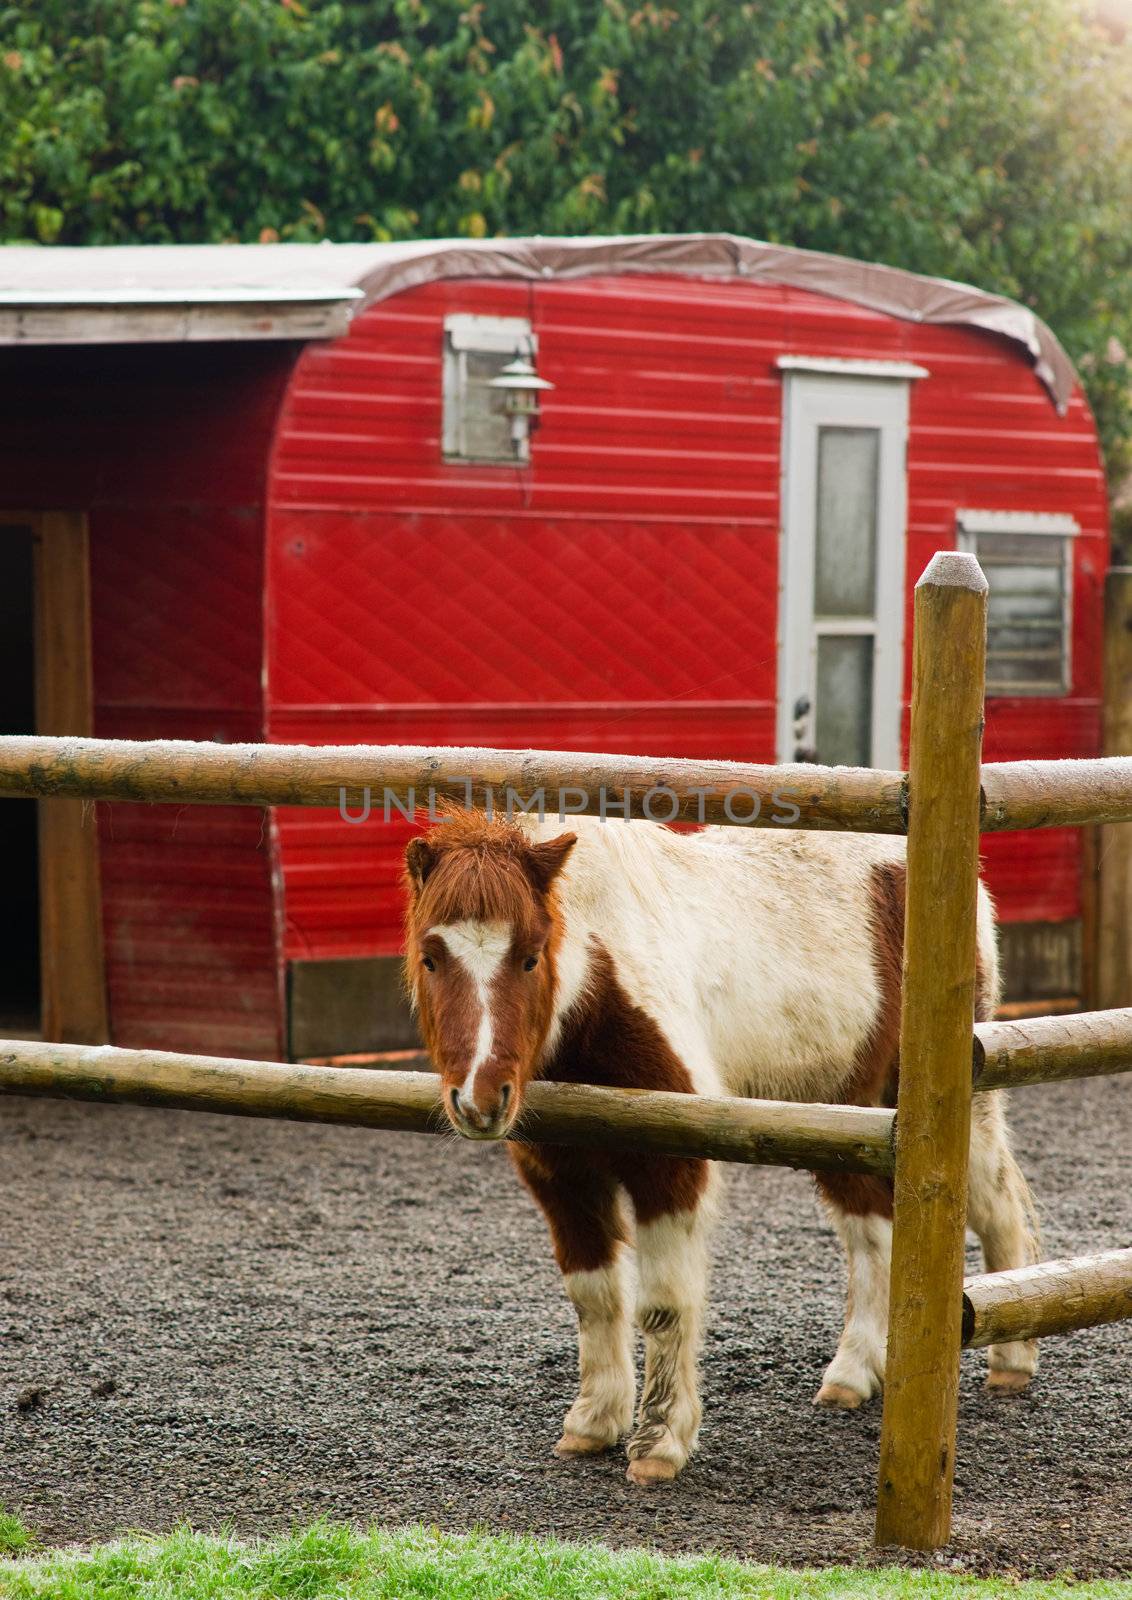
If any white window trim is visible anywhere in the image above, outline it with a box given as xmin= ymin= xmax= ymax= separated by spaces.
xmin=957 ymin=509 xmax=1080 ymax=537
xmin=445 ymin=313 xmax=539 ymax=355
xmin=956 ymin=510 xmax=1079 ymax=698
xmin=442 ymin=313 xmax=537 ymax=462
xmin=777 ymin=355 xmax=929 ymax=381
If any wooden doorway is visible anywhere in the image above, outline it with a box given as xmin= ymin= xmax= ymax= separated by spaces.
xmin=0 ymin=511 xmax=108 ymax=1043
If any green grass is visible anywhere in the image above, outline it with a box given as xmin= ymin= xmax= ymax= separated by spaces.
xmin=0 ymin=1512 xmax=30 ymax=1559
xmin=0 ymin=1523 xmax=1129 ymax=1600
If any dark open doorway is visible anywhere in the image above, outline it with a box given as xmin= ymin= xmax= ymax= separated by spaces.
xmin=0 ymin=526 xmax=39 ymax=1033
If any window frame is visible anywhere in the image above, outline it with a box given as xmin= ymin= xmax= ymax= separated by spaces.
xmin=956 ymin=510 xmax=1079 ymax=698
xmin=441 ymin=313 xmax=538 ymax=465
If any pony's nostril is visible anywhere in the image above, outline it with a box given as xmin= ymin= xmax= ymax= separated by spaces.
xmin=498 ymin=1083 xmax=512 ymax=1113
xmin=449 ymin=1087 xmax=462 ymax=1117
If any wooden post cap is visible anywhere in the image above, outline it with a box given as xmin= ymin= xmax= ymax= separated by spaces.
xmin=916 ymin=550 xmax=988 ymax=593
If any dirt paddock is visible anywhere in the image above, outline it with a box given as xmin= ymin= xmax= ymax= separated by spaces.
xmin=0 ymin=1073 xmax=1129 ymax=1577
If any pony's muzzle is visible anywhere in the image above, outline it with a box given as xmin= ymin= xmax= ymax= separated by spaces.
xmin=448 ymin=1081 xmax=514 ymax=1141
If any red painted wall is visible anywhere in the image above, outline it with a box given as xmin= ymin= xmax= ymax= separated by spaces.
xmin=264 ymin=275 xmax=1109 ymax=962
xmin=0 ymin=343 xmax=298 ymax=1056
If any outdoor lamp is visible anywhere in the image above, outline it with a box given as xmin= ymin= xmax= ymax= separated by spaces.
xmin=488 ymin=350 xmax=554 ymax=463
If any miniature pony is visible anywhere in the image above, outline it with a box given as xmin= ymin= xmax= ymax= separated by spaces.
xmin=403 ymin=810 xmax=1037 ymax=1484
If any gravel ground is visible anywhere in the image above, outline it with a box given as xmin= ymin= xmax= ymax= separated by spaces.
xmin=0 ymin=1074 xmax=1129 ymax=1577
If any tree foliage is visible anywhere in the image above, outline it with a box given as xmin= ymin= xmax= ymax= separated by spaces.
xmin=2 ymin=0 xmax=1131 ymax=474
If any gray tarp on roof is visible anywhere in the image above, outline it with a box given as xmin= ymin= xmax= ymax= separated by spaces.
xmin=0 ymin=234 xmax=1076 ymax=411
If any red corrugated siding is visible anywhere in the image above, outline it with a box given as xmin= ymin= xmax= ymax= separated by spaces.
xmin=265 ymin=275 xmax=1109 ymax=961
xmin=0 ymin=343 xmax=296 ymax=1056
xmin=904 ymin=331 xmax=1108 ymax=928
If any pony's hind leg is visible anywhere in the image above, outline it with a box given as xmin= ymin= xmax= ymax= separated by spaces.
xmin=509 ymin=1144 xmax=635 ymax=1456
xmin=813 ymin=1175 xmax=893 ymax=1409
xmin=967 ymin=1089 xmax=1040 ymax=1392
xmin=621 ymin=1159 xmax=718 ymax=1485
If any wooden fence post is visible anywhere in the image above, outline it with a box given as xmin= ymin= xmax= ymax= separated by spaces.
xmin=1095 ymin=567 xmax=1132 ymax=1009
xmin=875 ymin=551 xmax=988 ymax=1550
xmin=33 ymin=510 xmax=109 ymax=1045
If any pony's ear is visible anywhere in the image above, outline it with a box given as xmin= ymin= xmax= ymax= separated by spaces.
xmin=524 ymin=833 xmax=577 ymax=894
xmin=404 ymin=836 xmax=437 ymax=894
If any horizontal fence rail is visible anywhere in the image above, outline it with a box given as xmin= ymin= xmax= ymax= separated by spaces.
xmin=963 ymin=1249 xmax=1132 ymax=1349
xmin=0 ymin=1040 xmax=896 ymax=1177
xmin=975 ymin=1009 xmax=1132 ymax=1089
xmin=3 ymin=736 xmax=1132 ymax=833
xmin=0 ymin=735 xmax=906 ymax=833
xmin=981 ymin=757 xmax=1132 ymax=831
xmin=322 ymin=1006 xmax=1132 ymax=1094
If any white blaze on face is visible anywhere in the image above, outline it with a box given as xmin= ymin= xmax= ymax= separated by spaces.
xmin=429 ymin=920 xmax=512 ymax=1102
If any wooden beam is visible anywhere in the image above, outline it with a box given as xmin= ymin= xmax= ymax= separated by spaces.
xmin=0 ymin=733 xmax=908 ymax=834
xmin=981 ymin=755 xmax=1132 ymax=830
xmin=0 ymin=300 xmax=355 ymax=345
xmin=312 ymin=1009 xmax=1132 ymax=1094
xmin=5 ymin=734 xmax=1132 ymax=835
xmin=31 ymin=512 xmax=109 ymax=1045
xmin=0 ymin=1039 xmax=896 ymax=1176
xmin=1094 ymin=568 xmax=1132 ymax=1007
xmin=963 ymin=1249 xmax=1132 ymax=1349
xmin=875 ymin=552 xmax=988 ymax=1551
xmin=974 ymin=1007 xmax=1132 ymax=1089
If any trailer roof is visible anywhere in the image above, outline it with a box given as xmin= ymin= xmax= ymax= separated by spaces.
xmin=0 ymin=234 xmax=1076 ymax=411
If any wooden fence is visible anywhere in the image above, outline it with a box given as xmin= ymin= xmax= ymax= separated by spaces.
xmin=0 ymin=549 xmax=1131 ymax=1551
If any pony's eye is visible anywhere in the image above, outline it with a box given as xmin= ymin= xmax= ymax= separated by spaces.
xmin=422 ymin=955 xmax=436 ymax=973
xmin=523 ymin=954 xmax=539 ymax=972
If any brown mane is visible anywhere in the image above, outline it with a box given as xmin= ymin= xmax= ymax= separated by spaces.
xmin=404 ymin=811 xmax=547 ymax=937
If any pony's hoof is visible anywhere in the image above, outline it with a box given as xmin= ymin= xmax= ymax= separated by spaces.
xmin=814 ymin=1382 xmax=865 ymax=1410
xmin=626 ymin=1456 xmax=678 ymax=1486
xmin=555 ymin=1432 xmax=611 ymax=1457
xmin=986 ymin=1368 xmax=1033 ymax=1394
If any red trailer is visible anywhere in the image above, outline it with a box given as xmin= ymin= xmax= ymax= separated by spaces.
xmin=0 ymin=237 xmax=1110 ymax=1057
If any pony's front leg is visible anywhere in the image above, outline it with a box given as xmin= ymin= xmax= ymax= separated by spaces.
xmin=509 ymin=1145 xmax=635 ymax=1456
xmin=622 ymin=1158 xmax=717 ymax=1485
xmin=559 ymin=1254 xmax=635 ymax=1455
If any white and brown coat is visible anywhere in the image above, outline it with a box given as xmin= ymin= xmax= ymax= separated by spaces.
xmin=404 ymin=810 xmax=1038 ymax=1485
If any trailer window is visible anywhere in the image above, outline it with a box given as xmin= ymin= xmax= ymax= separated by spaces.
xmin=442 ymin=313 xmax=537 ymax=464
xmin=956 ymin=512 xmax=1079 ymax=695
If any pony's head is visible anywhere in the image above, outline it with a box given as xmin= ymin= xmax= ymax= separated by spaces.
xmin=403 ymin=812 xmax=576 ymax=1140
